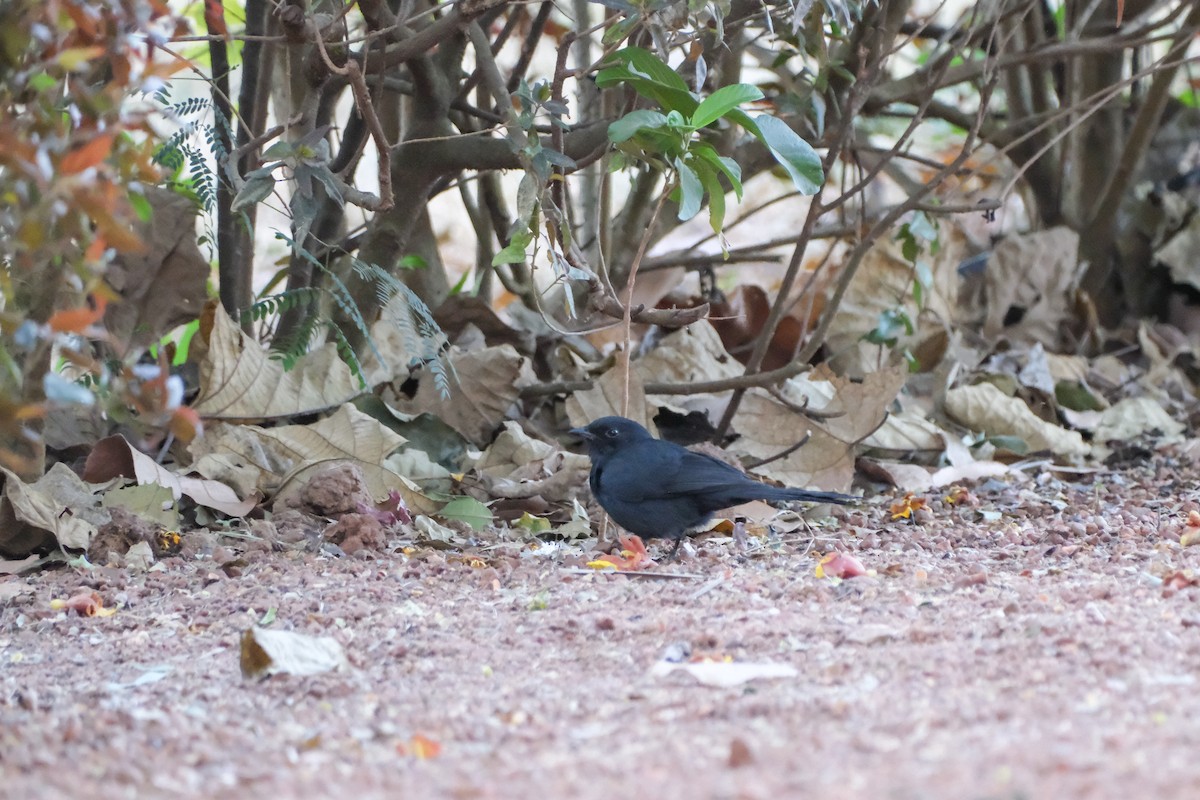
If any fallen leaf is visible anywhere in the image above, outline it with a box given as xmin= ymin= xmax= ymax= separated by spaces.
xmin=85 ymin=435 xmax=256 ymax=518
xmin=648 ymin=660 xmax=798 ymax=688
xmin=51 ymin=591 xmax=116 ymax=617
xmin=944 ymin=382 xmax=1089 ymax=458
xmin=816 ymin=551 xmax=866 ymax=579
xmin=240 ymin=628 xmax=348 ymax=680
xmin=588 ymin=535 xmax=652 ymax=571
xmin=397 ymin=734 xmax=441 ymax=759
xmin=890 ymin=493 xmax=927 ymax=520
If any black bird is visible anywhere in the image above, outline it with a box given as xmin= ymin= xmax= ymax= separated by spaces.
xmin=572 ymin=416 xmax=854 ymax=558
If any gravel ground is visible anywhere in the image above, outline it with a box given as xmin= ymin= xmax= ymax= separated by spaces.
xmin=3 ymin=461 xmax=1200 ymax=800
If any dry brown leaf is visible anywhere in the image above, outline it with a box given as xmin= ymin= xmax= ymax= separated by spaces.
xmin=388 ymin=345 xmax=534 ymax=446
xmin=729 ymin=390 xmax=856 ymax=490
xmin=189 ymin=404 xmax=434 ymax=512
xmin=1093 ymin=397 xmax=1184 ymax=444
xmin=84 ymin=435 xmax=256 ymax=518
xmin=240 ymin=628 xmax=348 ymax=680
xmin=0 ymin=464 xmax=109 ymax=555
xmin=103 ymin=187 xmax=209 ymax=351
xmin=980 ymin=227 xmax=1083 ymax=346
xmin=864 ymin=408 xmax=945 ymax=453
xmin=944 ymin=382 xmax=1088 ymax=457
xmin=824 ymin=227 xmax=966 ymax=374
xmin=637 ymin=320 xmax=742 ymax=386
xmin=861 ymin=461 xmax=934 ymax=492
xmin=193 ymin=302 xmax=368 ymax=419
xmin=567 ymin=365 xmax=654 ymax=431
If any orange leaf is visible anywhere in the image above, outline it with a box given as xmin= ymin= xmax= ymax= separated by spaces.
xmin=50 ymin=591 xmax=116 ymax=617
xmin=586 ymin=534 xmax=652 ymax=571
xmin=48 ymin=294 xmax=108 ymax=334
xmin=890 ymin=493 xmax=927 ymax=520
xmin=397 ymin=734 xmax=441 ymax=759
xmin=169 ymin=407 xmax=204 ymax=443
xmin=816 ymin=551 xmax=866 ymax=579
xmin=60 ymin=133 xmax=116 ymax=174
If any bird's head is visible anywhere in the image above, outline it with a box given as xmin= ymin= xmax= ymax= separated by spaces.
xmin=570 ymin=416 xmax=653 ymax=456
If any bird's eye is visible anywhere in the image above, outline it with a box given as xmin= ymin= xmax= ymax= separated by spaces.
xmin=604 ymin=428 xmax=619 ymax=439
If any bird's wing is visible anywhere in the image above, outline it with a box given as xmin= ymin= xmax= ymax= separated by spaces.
xmin=596 ymin=440 xmax=695 ymax=501
xmin=655 ymin=449 xmax=749 ymax=496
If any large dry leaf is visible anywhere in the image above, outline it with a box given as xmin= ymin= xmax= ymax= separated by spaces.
xmin=0 ymin=464 xmax=110 ymax=554
xmin=101 ymin=484 xmax=178 ymax=528
xmin=388 ymin=345 xmax=534 ymax=446
xmin=728 ymin=390 xmax=856 ymax=490
xmin=1157 ymin=202 xmax=1200 ymax=290
xmin=944 ymin=382 xmax=1089 ymax=457
xmin=475 ymin=421 xmax=589 ymax=480
xmin=864 ymin=408 xmax=944 ymax=453
xmin=1093 ymin=397 xmax=1184 ymax=444
xmin=193 ymin=303 xmax=367 ymax=419
xmin=194 ymin=292 xmax=443 ymax=420
xmin=785 ymin=365 xmax=908 ymax=444
xmin=730 ymin=367 xmax=904 ymax=489
xmin=84 ymin=435 xmax=257 ymax=518
xmin=638 ymin=320 xmax=742 ymax=423
xmin=189 ymin=403 xmax=434 ymax=511
xmin=637 ymin=320 xmax=742 ymax=385
xmin=824 ymin=227 xmax=966 ymax=374
xmin=980 ymin=227 xmax=1083 ymax=345
xmin=567 ymin=366 xmax=654 ymax=431
xmin=104 ymin=187 xmax=210 ymax=351
xmin=470 ymin=421 xmax=590 ymax=505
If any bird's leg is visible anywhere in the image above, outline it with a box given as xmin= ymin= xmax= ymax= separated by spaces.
xmin=664 ymin=535 xmax=684 ymax=562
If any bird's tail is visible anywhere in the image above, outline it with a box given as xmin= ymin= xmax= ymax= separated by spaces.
xmin=763 ymin=486 xmax=856 ymax=505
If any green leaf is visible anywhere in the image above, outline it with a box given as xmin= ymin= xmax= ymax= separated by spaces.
xmin=261 ymin=140 xmax=294 ymax=160
xmin=693 ymin=159 xmax=726 ymax=234
xmin=986 ymin=435 xmax=1029 ymax=455
xmin=691 ymin=143 xmax=743 ymax=200
xmin=606 ymin=47 xmax=690 ymax=92
xmin=439 ymin=497 xmax=493 ymax=530
xmin=309 ymin=165 xmax=345 ymax=208
xmin=863 ymin=308 xmax=912 ymax=345
xmin=448 ymin=269 xmax=471 ymax=295
xmin=692 ymin=84 xmax=764 ymax=129
xmin=27 ymin=71 xmax=56 ymax=92
xmin=128 ymin=190 xmax=152 ymax=222
xmin=726 ymin=108 xmax=761 ymax=138
xmin=399 ymin=254 xmax=427 ymax=270
xmin=516 ymin=172 xmax=538 ymax=224
xmin=492 ymin=228 xmax=533 ymax=266
xmin=514 ymin=512 xmax=552 ymax=534
xmin=754 ymin=114 xmax=823 ymax=194
xmin=231 ymin=173 xmax=275 ymax=212
xmin=595 ymin=48 xmax=697 ymax=116
xmin=602 ymin=14 xmax=640 ymax=45
xmin=674 ymin=156 xmax=703 ymax=221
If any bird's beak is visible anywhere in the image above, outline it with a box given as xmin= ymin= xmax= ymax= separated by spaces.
xmin=570 ymin=427 xmax=595 ymax=441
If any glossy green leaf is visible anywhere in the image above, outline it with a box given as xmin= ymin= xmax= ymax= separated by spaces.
xmin=754 ymin=114 xmax=823 ymax=194
xmin=693 ymin=159 xmax=726 ymax=234
xmin=492 ymin=228 xmax=533 ymax=266
xmin=674 ymin=156 xmax=703 ymax=221
xmin=692 ymin=84 xmax=764 ymax=129
xmin=439 ymin=496 xmax=493 ymax=530
xmin=231 ymin=173 xmax=275 ymax=212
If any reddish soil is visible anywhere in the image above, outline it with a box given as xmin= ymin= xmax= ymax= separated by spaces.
xmin=3 ymin=460 xmax=1200 ymax=800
